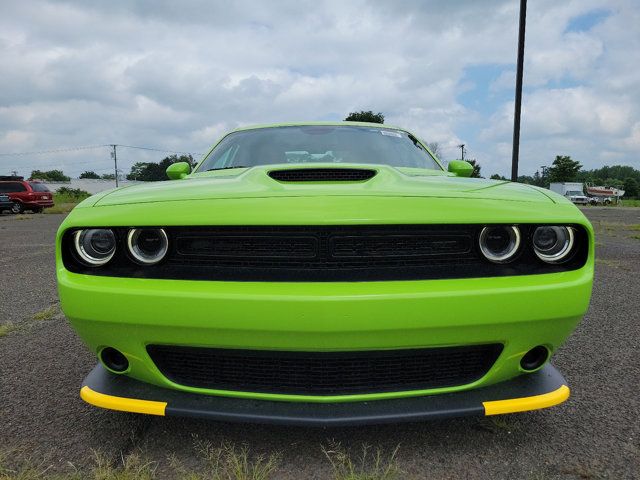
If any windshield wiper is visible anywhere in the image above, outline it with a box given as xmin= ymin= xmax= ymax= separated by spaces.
xmin=205 ymin=166 xmax=250 ymax=172
xmin=407 ymin=133 xmax=425 ymax=151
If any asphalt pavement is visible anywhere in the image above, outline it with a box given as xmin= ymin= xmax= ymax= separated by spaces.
xmin=0 ymin=208 xmax=638 ymax=479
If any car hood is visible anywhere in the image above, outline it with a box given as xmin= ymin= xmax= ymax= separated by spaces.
xmin=91 ymin=164 xmax=555 ymax=207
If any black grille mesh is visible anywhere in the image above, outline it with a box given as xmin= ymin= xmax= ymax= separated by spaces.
xmin=147 ymin=344 xmax=503 ymax=395
xmin=268 ymin=168 xmax=376 ymax=182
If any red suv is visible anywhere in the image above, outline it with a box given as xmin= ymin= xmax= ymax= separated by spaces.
xmin=0 ymin=178 xmax=54 ymax=213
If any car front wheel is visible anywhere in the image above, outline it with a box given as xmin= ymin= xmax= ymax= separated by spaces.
xmin=10 ymin=202 xmax=24 ymax=214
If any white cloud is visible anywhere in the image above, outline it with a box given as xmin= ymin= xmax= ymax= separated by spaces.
xmin=0 ymin=0 xmax=637 ymax=178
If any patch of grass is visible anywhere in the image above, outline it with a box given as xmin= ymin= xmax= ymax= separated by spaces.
xmin=631 ymin=235 xmax=640 ymax=240
xmin=171 ymin=440 xmax=280 ymax=480
xmin=32 ymin=305 xmax=59 ymax=321
xmin=0 ymin=322 xmax=17 ymax=338
xmin=44 ymin=203 xmax=77 ymax=214
xmin=12 ymin=215 xmax=33 ymax=221
xmin=44 ymin=190 xmax=92 ymax=214
xmin=0 ymin=450 xmax=156 ymax=480
xmin=90 ymin=451 xmax=156 ymax=480
xmin=621 ymin=199 xmax=640 ymax=207
xmin=322 ymin=442 xmax=402 ymax=480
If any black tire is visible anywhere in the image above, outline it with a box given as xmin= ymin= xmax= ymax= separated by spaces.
xmin=10 ymin=202 xmax=24 ymax=214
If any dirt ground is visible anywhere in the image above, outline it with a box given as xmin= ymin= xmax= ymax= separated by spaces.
xmin=1 ymin=208 xmax=638 ymax=479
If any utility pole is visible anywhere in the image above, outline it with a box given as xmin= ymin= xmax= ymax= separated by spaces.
xmin=511 ymin=0 xmax=527 ymax=182
xmin=111 ymin=144 xmax=119 ymax=187
xmin=458 ymin=144 xmax=465 ymax=161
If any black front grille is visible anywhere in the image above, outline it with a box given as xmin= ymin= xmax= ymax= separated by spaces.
xmin=147 ymin=344 xmax=503 ymax=395
xmin=268 ymin=168 xmax=376 ymax=182
xmin=61 ymin=224 xmax=590 ymax=281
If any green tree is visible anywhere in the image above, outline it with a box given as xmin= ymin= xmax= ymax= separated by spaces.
xmin=490 ymin=174 xmax=508 ymax=181
xmin=79 ymin=171 xmax=101 ymax=179
xmin=344 ymin=110 xmax=385 ymax=124
xmin=101 ymin=173 xmax=116 ymax=180
xmin=466 ymin=159 xmax=482 ymax=178
xmin=603 ymin=178 xmax=624 ymax=189
xmin=126 ymin=155 xmax=195 ymax=181
xmin=547 ymin=155 xmax=582 ymax=183
xmin=623 ymin=177 xmax=638 ymax=198
xmin=30 ymin=169 xmax=70 ymax=182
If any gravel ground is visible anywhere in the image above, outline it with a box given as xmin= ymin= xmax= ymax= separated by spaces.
xmin=0 ymin=209 xmax=638 ymax=479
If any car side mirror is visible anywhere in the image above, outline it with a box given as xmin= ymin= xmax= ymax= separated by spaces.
xmin=448 ymin=160 xmax=474 ymax=178
xmin=166 ymin=162 xmax=191 ymax=180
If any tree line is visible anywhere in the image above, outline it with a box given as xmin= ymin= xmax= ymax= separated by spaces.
xmin=490 ymin=156 xmax=639 ymax=198
xmin=24 ymin=109 xmax=639 ymax=198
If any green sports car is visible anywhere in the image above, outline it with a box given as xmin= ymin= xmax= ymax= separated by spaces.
xmin=57 ymin=122 xmax=593 ymax=425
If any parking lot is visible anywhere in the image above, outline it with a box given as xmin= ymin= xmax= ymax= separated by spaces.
xmin=1 ymin=208 xmax=639 ymax=479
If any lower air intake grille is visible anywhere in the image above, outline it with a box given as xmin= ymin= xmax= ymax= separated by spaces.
xmin=268 ymin=168 xmax=376 ymax=182
xmin=147 ymin=344 xmax=503 ymax=395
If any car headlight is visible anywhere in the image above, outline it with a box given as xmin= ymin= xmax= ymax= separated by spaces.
xmin=73 ymin=229 xmax=116 ymax=266
xmin=532 ymin=226 xmax=575 ymax=263
xmin=479 ymin=226 xmax=521 ymax=263
xmin=127 ymin=228 xmax=169 ymax=265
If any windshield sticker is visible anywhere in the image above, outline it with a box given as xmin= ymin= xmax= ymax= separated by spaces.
xmin=380 ymin=130 xmax=402 ymax=138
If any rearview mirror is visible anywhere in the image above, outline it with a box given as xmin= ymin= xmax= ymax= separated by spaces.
xmin=448 ymin=160 xmax=473 ymax=178
xmin=166 ymin=162 xmax=191 ymax=180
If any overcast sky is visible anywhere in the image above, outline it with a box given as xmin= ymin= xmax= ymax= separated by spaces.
xmin=0 ymin=0 xmax=638 ymax=179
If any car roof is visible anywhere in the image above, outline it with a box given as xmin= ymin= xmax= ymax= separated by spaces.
xmin=230 ymin=121 xmax=407 ymax=133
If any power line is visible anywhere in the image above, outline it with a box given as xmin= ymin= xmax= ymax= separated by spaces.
xmin=0 ymin=144 xmax=204 ymax=157
xmin=116 ymin=144 xmax=204 ymax=156
xmin=0 ymin=145 xmax=108 ymax=156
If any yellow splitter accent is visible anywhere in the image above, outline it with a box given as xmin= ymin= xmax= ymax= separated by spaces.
xmin=80 ymin=383 xmax=570 ymax=418
xmin=80 ymin=385 xmax=166 ymax=416
xmin=483 ymin=385 xmax=570 ymax=416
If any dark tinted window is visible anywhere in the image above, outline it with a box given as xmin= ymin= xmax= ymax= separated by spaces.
xmin=0 ymin=182 xmax=27 ymax=193
xmin=197 ymin=126 xmax=443 ymax=172
xmin=29 ymin=182 xmax=50 ymax=192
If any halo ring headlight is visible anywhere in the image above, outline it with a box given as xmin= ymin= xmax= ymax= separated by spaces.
xmin=73 ymin=229 xmax=116 ymax=266
xmin=532 ymin=226 xmax=575 ymax=263
xmin=479 ymin=226 xmax=521 ymax=263
xmin=127 ymin=228 xmax=169 ymax=265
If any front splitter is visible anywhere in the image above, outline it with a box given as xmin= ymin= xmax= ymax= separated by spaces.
xmin=80 ymin=364 xmax=569 ymax=426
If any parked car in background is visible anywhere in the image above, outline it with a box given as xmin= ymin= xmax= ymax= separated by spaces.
xmin=0 ymin=178 xmax=54 ymax=213
xmin=549 ymin=182 xmax=589 ymax=205
xmin=589 ymin=196 xmax=612 ymax=205
xmin=0 ymin=193 xmax=13 ymax=213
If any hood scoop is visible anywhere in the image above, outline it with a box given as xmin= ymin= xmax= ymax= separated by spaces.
xmin=268 ymin=168 xmax=377 ymax=182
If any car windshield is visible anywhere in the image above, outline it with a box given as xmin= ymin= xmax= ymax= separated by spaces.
xmin=29 ymin=182 xmax=50 ymax=192
xmin=197 ymin=125 xmax=442 ymax=172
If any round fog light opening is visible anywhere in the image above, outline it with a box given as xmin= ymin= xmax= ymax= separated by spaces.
xmin=73 ymin=229 xmax=116 ymax=266
xmin=533 ymin=226 xmax=574 ymax=263
xmin=127 ymin=228 xmax=168 ymax=265
xmin=100 ymin=347 xmax=129 ymax=373
xmin=479 ymin=226 xmax=521 ymax=263
xmin=520 ymin=346 xmax=549 ymax=371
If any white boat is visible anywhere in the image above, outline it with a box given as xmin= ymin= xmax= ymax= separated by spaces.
xmin=585 ymin=184 xmax=625 ymax=198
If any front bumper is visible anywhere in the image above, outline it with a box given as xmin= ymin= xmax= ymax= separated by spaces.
xmin=59 ymin=266 xmax=592 ymax=403
xmin=81 ymin=363 xmax=570 ymax=425
xmin=24 ymin=200 xmax=54 ymax=208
